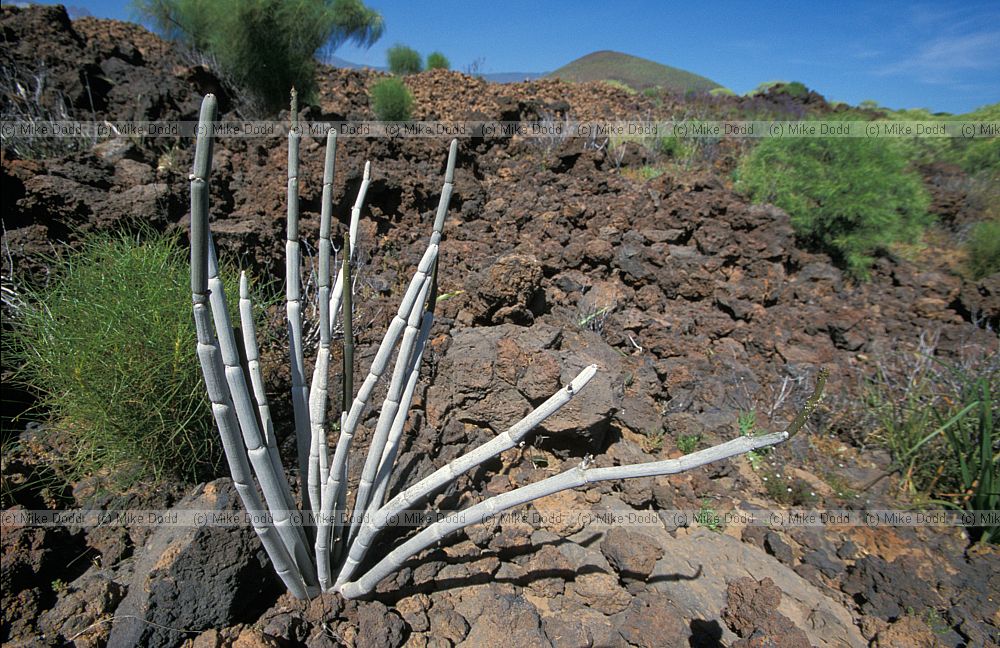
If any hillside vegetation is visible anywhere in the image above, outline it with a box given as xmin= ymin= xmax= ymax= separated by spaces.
xmin=548 ymin=50 xmax=720 ymax=93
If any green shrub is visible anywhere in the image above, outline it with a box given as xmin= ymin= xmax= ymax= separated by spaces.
xmin=747 ymin=80 xmax=786 ymax=96
xmin=425 ymin=51 xmax=450 ymax=70
xmin=370 ymin=77 xmax=413 ymax=121
xmin=5 ymin=232 xmax=252 ymax=490
xmin=387 ymin=44 xmax=422 ymax=75
xmin=602 ymin=79 xmax=637 ymax=95
xmin=709 ymin=87 xmax=736 ymax=97
xmin=780 ymin=81 xmax=809 ymax=98
xmin=748 ymin=80 xmax=809 ymax=98
xmin=735 ymin=137 xmax=931 ymax=277
xmin=957 ymin=104 xmax=1000 ymax=175
xmin=133 ymin=0 xmax=383 ymax=111
xmin=654 ymin=134 xmax=686 ymax=158
xmin=967 ymin=220 xmax=1000 ymax=279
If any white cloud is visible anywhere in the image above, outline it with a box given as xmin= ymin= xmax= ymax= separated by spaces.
xmin=878 ymin=30 xmax=1000 ymax=84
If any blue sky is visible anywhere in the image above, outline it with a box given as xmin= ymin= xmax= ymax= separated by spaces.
xmin=52 ymin=0 xmax=1000 ymax=113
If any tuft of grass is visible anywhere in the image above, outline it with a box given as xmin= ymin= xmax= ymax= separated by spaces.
xmin=762 ymin=470 xmax=817 ymax=506
xmin=905 ymin=607 xmax=950 ymax=636
xmin=738 ymin=410 xmax=768 ymax=470
xmin=577 ymin=305 xmax=611 ymax=331
xmin=735 ymin=136 xmax=931 ymax=279
xmin=822 ymin=471 xmax=858 ymax=500
xmin=370 ymin=77 xmax=413 ymax=121
xmin=4 ymin=232 xmax=255 ymax=491
xmin=738 ymin=410 xmax=757 ymax=435
xmin=966 ymin=220 xmax=1000 ymax=279
xmin=676 ymin=433 xmax=701 ymax=455
xmin=435 ymin=289 xmax=465 ymax=303
xmin=695 ymin=498 xmax=723 ymax=532
xmin=643 ymin=428 xmax=666 ymax=453
xmin=865 ymin=343 xmax=999 ymax=543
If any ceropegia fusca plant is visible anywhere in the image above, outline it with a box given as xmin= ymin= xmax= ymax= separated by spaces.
xmin=189 ymin=93 xmax=829 ymax=599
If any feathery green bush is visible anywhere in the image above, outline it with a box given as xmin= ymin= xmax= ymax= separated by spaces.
xmin=386 ymin=44 xmax=422 ymax=75
xmin=370 ymin=77 xmax=413 ymax=121
xmin=426 ymin=51 xmax=450 ymax=70
xmin=967 ymin=220 xmax=1000 ymax=279
xmin=133 ymin=0 xmax=383 ymax=111
xmin=6 ymin=232 xmax=251 ymax=490
xmin=736 ymin=137 xmax=931 ymax=278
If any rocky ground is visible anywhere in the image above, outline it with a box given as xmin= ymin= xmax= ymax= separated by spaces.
xmin=2 ymin=5 xmax=999 ymax=648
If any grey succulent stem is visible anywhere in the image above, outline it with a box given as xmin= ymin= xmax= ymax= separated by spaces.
xmin=348 ymin=274 xmax=433 ymax=547
xmin=328 ymin=161 xmax=369 ymax=339
xmin=336 ymin=369 xmax=828 ymax=598
xmin=341 ymin=230 xmax=354 ymax=433
xmin=323 ymin=140 xmax=458 ymax=565
xmin=239 ymin=272 xmax=297 ymax=515
xmin=308 ymin=130 xmax=337 ymax=524
xmin=368 ymin=310 xmax=433 ymax=515
xmin=316 ymin=229 xmax=359 ymax=590
xmin=285 ymin=89 xmax=311 ymax=515
xmin=335 ymin=364 xmax=597 ymax=587
xmin=190 ymin=94 xmax=307 ymax=599
xmin=206 ymin=238 xmax=318 ymax=592
xmin=364 ymin=264 xmax=437 ymax=508
xmin=338 ymin=429 xmax=799 ymax=599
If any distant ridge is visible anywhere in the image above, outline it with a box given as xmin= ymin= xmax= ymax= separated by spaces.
xmin=325 ymin=55 xmax=386 ymax=72
xmin=547 ymin=50 xmax=720 ymax=93
xmin=324 ymin=55 xmax=545 ymax=83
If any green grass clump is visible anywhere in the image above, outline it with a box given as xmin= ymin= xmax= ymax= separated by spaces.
xmin=387 ymin=44 xmax=423 ymax=75
xmin=133 ymin=0 xmax=383 ymax=111
xmin=5 ymin=232 xmax=248 ymax=490
xmin=695 ymin=498 xmax=724 ymax=532
xmin=425 ymin=51 xmax=450 ymax=70
xmin=735 ymin=137 xmax=931 ymax=278
xmin=866 ymin=349 xmax=998 ymax=543
xmin=967 ymin=220 xmax=1000 ymax=279
xmin=676 ymin=433 xmax=701 ymax=454
xmin=370 ymin=77 xmax=413 ymax=121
